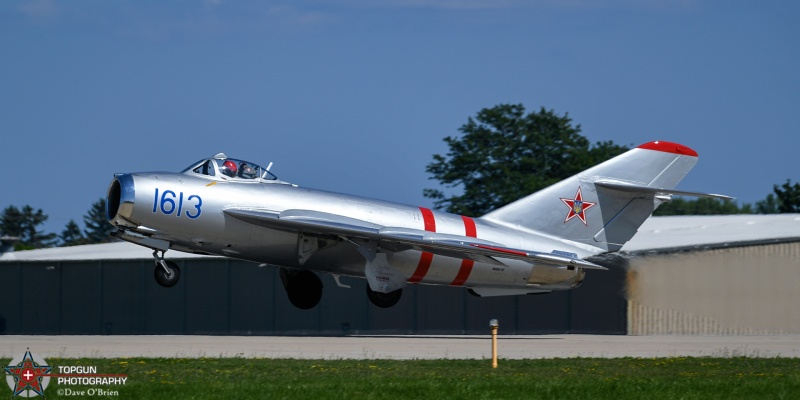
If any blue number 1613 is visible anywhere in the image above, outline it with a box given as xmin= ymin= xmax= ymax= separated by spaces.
xmin=152 ymin=188 xmax=202 ymax=219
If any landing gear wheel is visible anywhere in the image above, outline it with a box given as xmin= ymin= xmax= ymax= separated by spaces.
xmin=282 ymin=269 xmax=323 ymax=310
xmin=366 ymin=286 xmax=402 ymax=308
xmin=154 ymin=260 xmax=181 ymax=287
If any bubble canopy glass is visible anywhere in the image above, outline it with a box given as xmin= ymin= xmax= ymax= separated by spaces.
xmin=181 ymin=153 xmax=278 ymax=181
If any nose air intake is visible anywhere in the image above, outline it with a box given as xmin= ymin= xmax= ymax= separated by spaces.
xmin=106 ymin=174 xmax=135 ymax=223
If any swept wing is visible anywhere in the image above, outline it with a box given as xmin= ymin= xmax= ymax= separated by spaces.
xmin=223 ymin=208 xmax=606 ymax=270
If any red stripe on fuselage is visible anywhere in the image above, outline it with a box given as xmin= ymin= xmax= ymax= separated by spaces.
xmin=450 ymin=216 xmax=478 ymax=286
xmin=408 ymin=207 xmax=437 ymax=284
xmin=450 ymin=259 xmax=474 ymax=286
xmin=420 ymin=207 xmax=436 ymax=232
xmin=408 ymin=252 xmax=434 ymax=284
xmin=461 ymin=215 xmax=477 ymax=238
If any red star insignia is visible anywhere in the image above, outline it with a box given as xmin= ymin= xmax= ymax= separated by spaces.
xmin=560 ymin=187 xmax=596 ymax=226
xmin=4 ymin=350 xmax=52 ymax=397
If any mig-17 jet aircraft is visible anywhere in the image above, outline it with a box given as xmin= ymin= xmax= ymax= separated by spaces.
xmin=106 ymin=141 xmax=729 ymax=309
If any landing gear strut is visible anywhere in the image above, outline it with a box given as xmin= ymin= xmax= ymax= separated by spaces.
xmin=153 ymin=250 xmax=181 ymax=287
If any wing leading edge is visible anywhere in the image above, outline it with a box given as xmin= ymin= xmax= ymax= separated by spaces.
xmin=223 ymin=208 xmax=606 ymax=270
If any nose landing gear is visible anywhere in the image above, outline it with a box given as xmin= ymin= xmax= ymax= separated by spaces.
xmin=153 ymin=250 xmax=181 ymax=287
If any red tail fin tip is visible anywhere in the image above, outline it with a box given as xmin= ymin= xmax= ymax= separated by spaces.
xmin=637 ymin=141 xmax=698 ymax=157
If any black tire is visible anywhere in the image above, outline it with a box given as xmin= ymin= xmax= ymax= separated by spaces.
xmin=366 ymin=285 xmax=402 ymax=308
xmin=154 ymin=261 xmax=181 ymax=288
xmin=284 ymin=270 xmax=323 ymax=310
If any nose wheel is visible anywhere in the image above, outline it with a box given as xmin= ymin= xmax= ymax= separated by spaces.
xmin=153 ymin=251 xmax=181 ymax=287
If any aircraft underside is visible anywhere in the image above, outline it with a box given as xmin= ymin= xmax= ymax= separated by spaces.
xmin=122 ymin=227 xmax=585 ymax=310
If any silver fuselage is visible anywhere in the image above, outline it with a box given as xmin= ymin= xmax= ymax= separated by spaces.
xmin=107 ymin=171 xmax=585 ymax=291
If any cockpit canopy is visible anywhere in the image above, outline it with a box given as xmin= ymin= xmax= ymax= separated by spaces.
xmin=181 ymin=153 xmax=280 ymax=182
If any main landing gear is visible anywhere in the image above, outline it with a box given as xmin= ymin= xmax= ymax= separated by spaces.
xmin=366 ymin=286 xmax=402 ymax=308
xmin=153 ymin=251 xmax=181 ymax=288
xmin=279 ymin=268 xmax=403 ymax=310
xmin=148 ymin=250 xmax=402 ymax=310
xmin=280 ymin=268 xmax=323 ymax=310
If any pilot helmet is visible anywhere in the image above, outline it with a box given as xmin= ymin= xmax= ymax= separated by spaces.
xmin=222 ymin=160 xmax=237 ymax=177
xmin=240 ymin=163 xmax=255 ymax=177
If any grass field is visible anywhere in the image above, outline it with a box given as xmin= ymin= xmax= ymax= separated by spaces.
xmin=23 ymin=357 xmax=800 ymax=399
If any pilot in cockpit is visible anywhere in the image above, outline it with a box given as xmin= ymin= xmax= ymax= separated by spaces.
xmin=239 ymin=162 xmax=256 ymax=179
xmin=221 ymin=160 xmax=238 ymax=178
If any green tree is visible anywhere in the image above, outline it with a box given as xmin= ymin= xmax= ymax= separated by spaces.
xmin=0 ymin=206 xmax=23 ymax=238
xmin=773 ymin=179 xmax=800 ymax=213
xmin=424 ymin=104 xmax=629 ymax=216
xmin=755 ymin=194 xmax=779 ymax=214
xmin=84 ymin=198 xmax=116 ymax=243
xmin=0 ymin=205 xmax=57 ymax=250
xmin=60 ymin=219 xmax=87 ymax=246
xmin=653 ymin=197 xmax=752 ymax=216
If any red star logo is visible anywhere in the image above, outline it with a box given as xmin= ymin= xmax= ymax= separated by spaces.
xmin=560 ymin=187 xmax=596 ymax=226
xmin=4 ymin=350 xmax=52 ymax=397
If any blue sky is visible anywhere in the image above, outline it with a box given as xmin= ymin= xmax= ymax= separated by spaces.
xmin=2 ymin=0 xmax=798 ymax=236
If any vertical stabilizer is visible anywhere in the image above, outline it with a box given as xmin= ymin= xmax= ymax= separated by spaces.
xmin=481 ymin=141 xmax=701 ymax=252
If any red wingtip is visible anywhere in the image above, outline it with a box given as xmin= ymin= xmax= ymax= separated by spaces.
xmin=637 ymin=141 xmax=698 ymax=157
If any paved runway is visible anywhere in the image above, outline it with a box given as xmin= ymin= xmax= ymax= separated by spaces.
xmin=1 ymin=335 xmax=799 ymax=359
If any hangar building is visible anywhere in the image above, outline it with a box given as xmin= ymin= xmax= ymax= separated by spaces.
xmin=1 ymin=214 xmax=798 ymax=335
xmin=623 ymin=214 xmax=800 ymax=335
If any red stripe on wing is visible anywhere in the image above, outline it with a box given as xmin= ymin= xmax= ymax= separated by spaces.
xmin=408 ymin=207 xmax=437 ymax=284
xmin=470 ymin=243 xmax=528 ymax=257
xmin=450 ymin=215 xmax=478 ymax=286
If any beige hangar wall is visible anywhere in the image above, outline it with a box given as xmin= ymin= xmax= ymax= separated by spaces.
xmin=626 ymin=242 xmax=800 ymax=335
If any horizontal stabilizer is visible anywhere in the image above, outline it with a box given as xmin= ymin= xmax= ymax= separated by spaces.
xmin=594 ymin=180 xmax=734 ymax=200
